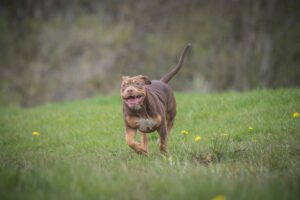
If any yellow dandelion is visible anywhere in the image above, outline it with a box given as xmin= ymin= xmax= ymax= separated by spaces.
xmin=293 ymin=112 xmax=299 ymax=118
xmin=32 ymin=131 xmax=40 ymax=136
xmin=248 ymin=127 xmax=254 ymax=132
xmin=212 ymin=194 xmax=227 ymax=200
xmin=195 ymin=136 xmax=202 ymax=142
xmin=181 ymin=130 xmax=189 ymax=135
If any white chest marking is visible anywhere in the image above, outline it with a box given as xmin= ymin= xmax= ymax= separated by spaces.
xmin=138 ymin=118 xmax=158 ymax=132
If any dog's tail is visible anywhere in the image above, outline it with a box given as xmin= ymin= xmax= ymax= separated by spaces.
xmin=160 ymin=43 xmax=191 ymax=84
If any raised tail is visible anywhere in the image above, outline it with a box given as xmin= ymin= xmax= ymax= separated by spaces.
xmin=160 ymin=43 xmax=191 ymax=83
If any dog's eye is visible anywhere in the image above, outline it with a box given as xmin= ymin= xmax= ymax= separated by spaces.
xmin=135 ymin=82 xmax=142 ymax=86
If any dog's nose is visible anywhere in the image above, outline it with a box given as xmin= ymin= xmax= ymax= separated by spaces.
xmin=127 ymin=89 xmax=133 ymax=93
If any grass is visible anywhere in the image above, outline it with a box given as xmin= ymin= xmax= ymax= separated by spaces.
xmin=0 ymin=88 xmax=299 ymax=200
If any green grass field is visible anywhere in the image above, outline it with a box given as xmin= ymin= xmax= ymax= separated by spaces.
xmin=0 ymin=89 xmax=299 ymax=200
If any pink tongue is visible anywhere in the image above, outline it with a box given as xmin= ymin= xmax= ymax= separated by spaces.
xmin=126 ymin=98 xmax=140 ymax=107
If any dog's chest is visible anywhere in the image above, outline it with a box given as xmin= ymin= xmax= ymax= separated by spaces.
xmin=138 ymin=118 xmax=158 ymax=132
xmin=126 ymin=115 xmax=162 ymax=132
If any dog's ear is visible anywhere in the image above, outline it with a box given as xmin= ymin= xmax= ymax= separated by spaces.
xmin=137 ymin=75 xmax=151 ymax=85
xmin=122 ymin=76 xmax=130 ymax=81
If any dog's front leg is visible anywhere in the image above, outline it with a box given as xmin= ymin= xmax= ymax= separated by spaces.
xmin=140 ymin=132 xmax=148 ymax=153
xmin=125 ymin=127 xmax=148 ymax=155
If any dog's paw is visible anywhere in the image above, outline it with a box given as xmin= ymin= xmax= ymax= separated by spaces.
xmin=159 ymin=145 xmax=168 ymax=155
xmin=137 ymin=149 xmax=148 ymax=156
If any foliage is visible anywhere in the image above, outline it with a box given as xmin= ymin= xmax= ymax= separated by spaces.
xmin=0 ymin=89 xmax=300 ymax=199
xmin=0 ymin=0 xmax=300 ymax=106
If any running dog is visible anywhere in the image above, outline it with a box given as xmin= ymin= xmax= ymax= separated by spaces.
xmin=120 ymin=44 xmax=191 ymax=155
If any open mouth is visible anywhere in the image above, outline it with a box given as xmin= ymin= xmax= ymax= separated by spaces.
xmin=123 ymin=95 xmax=144 ymax=107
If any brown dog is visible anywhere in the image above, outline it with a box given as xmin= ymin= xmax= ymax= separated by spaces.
xmin=120 ymin=43 xmax=191 ymax=155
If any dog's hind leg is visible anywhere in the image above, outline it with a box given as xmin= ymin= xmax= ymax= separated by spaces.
xmin=158 ymin=122 xmax=168 ymax=154
xmin=166 ymin=113 xmax=175 ymax=134
xmin=166 ymin=93 xmax=176 ymax=134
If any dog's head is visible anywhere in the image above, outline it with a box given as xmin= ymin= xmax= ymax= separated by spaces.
xmin=120 ymin=75 xmax=151 ymax=110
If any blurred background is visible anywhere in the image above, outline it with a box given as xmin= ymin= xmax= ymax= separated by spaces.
xmin=0 ymin=0 xmax=299 ymax=107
